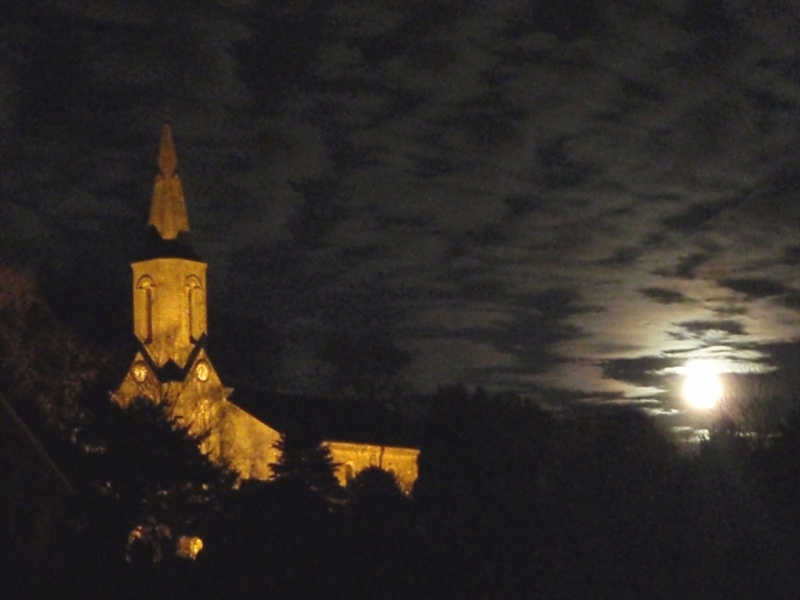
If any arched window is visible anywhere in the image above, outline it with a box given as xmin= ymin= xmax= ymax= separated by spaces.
xmin=186 ymin=276 xmax=205 ymax=342
xmin=135 ymin=276 xmax=155 ymax=343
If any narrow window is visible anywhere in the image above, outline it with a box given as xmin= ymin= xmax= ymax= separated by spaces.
xmin=186 ymin=276 xmax=204 ymax=342
xmin=135 ymin=276 xmax=155 ymax=343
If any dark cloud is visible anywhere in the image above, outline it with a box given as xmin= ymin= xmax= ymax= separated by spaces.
xmin=669 ymin=319 xmax=746 ymax=343
xmin=534 ymin=139 xmax=594 ymax=190
xmin=597 ymin=246 xmax=644 ymax=266
xmin=678 ymin=320 xmax=745 ymax=336
xmin=7 ymin=0 xmax=800 ymax=434
xmin=503 ymin=195 xmax=546 ymax=218
xmin=640 ymin=287 xmax=689 ymax=305
xmin=661 ymin=198 xmax=737 ymax=232
xmin=778 ymin=244 xmax=800 ymax=266
xmin=601 ymin=356 xmax=680 ymax=390
xmin=286 ymin=177 xmax=349 ymax=248
xmin=619 ymin=77 xmax=666 ymax=110
xmin=522 ymin=0 xmax=605 ymax=43
xmin=339 ymin=243 xmax=390 ymax=265
xmin=657 ymin=252 xmax=714 ymax=279
xmin=718 ymin=278 xmax=791 ymax=298
xmin=776 ymin=292 xmax=800 ymax=312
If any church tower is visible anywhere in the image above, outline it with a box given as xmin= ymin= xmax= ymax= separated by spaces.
xmin=130 ymin=125 xmax=207 ymax=370
xmin=113 ymin=126 xmax=233 ymax=440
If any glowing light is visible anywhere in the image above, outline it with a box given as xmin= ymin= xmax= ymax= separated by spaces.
xmin=176 ymin=535 xmax=203 ymax=560
xmin=682 ymin=360 xmax=723 ymax=410
xmin=195 ymin=360 xmax=209 ymax=382
xmin=132 ymin=362 xmax=148 ymax=383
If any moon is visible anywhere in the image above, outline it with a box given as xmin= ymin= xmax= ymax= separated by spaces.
xmin=682 ymin=360 xmax=723 ymax=410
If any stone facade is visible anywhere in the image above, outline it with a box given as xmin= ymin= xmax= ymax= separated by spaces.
xmin=328 ymin=441 xmax=419 ymax=493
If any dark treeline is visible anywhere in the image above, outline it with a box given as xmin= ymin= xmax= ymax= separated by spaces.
xmin=5 ymin=269 xmax=800 ymax=598
xmin=5 ymin=385 xmax=800 ymax=599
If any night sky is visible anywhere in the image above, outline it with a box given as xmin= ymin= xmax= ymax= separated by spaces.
xmin=4 ymin=0 xmax=800 ymax=438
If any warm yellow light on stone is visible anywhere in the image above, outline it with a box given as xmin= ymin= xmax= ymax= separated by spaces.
xmin=176 ymin=535 xmax=203 ymax=560
xmin=113 ymin=125 xmax=419 ymax=490
xmin=149 ymin=125 xmax=190 ymax=240
xmin=195 ymin=360 xmax=210 ymax=382
xmin=132 ymin=362 xmax=148 ymax=382
xmin=327 ymin=441 xmax=419 ymax=494
xmin=131 ymin=259 xmax=208 ymax=367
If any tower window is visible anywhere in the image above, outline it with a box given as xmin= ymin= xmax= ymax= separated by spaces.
xmin=135 ymin=276 xmax=155 ymax=343
xmin=186 ymin=276 xmax=205 ymax=342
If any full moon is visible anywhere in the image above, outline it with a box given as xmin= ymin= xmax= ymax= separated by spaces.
xmin=682 ymin=360 xmax=724 ymax=410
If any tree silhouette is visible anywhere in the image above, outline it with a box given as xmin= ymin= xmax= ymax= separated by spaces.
xmin=0 ymin=264 xmax=99 ymax=432
xmin=269 ymin=431 xmax=341 ymax=499
xmin=72 ymin=397 xmax=235 ymax=567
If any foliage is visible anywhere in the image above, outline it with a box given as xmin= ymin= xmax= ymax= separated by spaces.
xmin=346 ymin=466 xmax=406 ymax=508
xmin=22 ymin=383 xmax=800 ymax=599
xmin=269 ymin=431 xmax=341 ymax=499
xmin=0 ymin=264 xmax=99 ymax=431
xmin=73 ymin=397 xmax=236 ymax=565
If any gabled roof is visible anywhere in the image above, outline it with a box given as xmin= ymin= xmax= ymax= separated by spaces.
xmin=137 ymin=334 xmax=208 ymax=380
xmin=230 ymin=390 xmax=421 ymax=449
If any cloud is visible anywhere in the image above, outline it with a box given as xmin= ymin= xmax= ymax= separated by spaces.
xmin=640 ymin=287 xmax=689 ymax=304
xmin=718 ymin=278 xmax=792 ymax=299
xmin=601 ymin=356 xmax=681 ymax=390
xmin=670 ymin=319 xmax=746 ymax=344
xmin=8 ymin=0 xmax=800 ymax=438
xmin=661 ymin=198 xmax=738 ymax=232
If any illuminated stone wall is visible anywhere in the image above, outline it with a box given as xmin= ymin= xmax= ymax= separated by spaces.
xmin=113 ymin=350 xmax=281 ymax=481
xmin=132 ymin=258 xmax=207 ymax=368
xmin=327 ymin=441 xmax=419 ymax=494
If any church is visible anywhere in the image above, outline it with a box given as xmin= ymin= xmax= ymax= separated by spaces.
xmin=112 ymin=126 xmax=419 ymax=492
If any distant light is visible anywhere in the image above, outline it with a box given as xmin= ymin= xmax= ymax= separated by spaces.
xmin=681 ymin=360 xmax=723 ymax=410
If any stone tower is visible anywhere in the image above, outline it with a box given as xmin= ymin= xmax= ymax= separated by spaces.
xmin=113 ymin=126 xmax=281 ymax=478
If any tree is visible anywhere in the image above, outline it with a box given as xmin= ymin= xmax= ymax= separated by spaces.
xmin=0 ymin=264 xmax=99 ymax=432
xmin=73 ymin=397 xmax=236 ymax=566
xmin=269 ymin=431 xmax=341 ymax=500
xmin=347 ymin=466 xmax=405 ymax=507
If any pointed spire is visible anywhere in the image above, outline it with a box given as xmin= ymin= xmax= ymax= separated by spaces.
xmin=158 ymin=124 xmax=177 ymax=179
xmin=149 ymin=124 xmax=190 ymax=240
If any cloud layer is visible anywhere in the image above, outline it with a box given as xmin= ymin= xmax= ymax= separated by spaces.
xmin=5 ymin=1 xmax=800 ymax=425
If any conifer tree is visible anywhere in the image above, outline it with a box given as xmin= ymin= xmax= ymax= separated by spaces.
xmin=269 ymin=431 xmax=341 ymax=498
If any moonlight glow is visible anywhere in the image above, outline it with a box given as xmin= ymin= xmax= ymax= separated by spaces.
xmin=681 ymin=360 xmax=724 ymax=410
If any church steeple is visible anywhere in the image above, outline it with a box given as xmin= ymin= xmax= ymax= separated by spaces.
xmin=149 ymin=124 xmax=190 ymax=240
